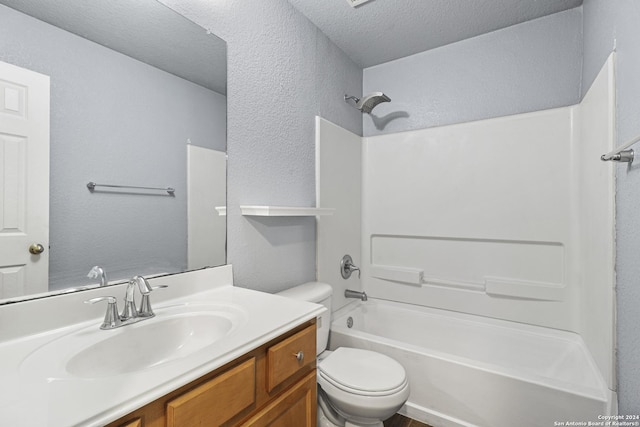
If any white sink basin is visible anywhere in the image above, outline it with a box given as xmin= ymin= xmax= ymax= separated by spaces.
xmin=21 ymin=303 xmax=247 ymax=379
xmin=67 ymin=313 xmax=233 ymax=377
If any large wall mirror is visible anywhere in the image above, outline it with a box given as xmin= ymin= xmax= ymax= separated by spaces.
xmin=0 ymin=0 xmax=227 ymax=304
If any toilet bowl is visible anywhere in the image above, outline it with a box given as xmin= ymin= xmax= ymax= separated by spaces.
xmin=277 ymin=282 xmax=410 ymax=427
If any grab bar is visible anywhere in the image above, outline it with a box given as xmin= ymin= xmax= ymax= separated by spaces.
xmin=87 ymin=182 xmax=175 ymax=195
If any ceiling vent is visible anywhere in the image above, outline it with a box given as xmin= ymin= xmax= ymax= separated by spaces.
xmin=346 ymin=0 xmax=374 ymax=8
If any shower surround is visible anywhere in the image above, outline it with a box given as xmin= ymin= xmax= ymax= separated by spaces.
xmin=316 ymin=55 xmax=617 ymax=425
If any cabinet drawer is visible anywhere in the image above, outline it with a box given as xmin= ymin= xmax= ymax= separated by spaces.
xmin=166 ymin=357 xmax=256 ymax=427
xmin=266 ymin=325 xmax=316 ymax=392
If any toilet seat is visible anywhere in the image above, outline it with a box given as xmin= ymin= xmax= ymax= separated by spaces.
xmin=318 ymin=348 xmax=408 ymax=397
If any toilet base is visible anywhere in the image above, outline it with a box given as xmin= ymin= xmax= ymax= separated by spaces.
xmin=318 ymin=403 xmax=385 ymax=427
xmin=318 ymin=408 xmax=339 ymax=427
xmin=345 ymin=421 xmax=383 ymax=427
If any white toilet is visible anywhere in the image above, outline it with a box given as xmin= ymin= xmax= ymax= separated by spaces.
xmin=278 ymin=282 xmax=410 ymax=427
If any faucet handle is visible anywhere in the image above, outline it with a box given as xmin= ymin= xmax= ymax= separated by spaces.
xmin=340 ymin=255 xmax=361 ymax=279
xmin=85 ymin=296 xmax=122 ymax=329
xmin=138 ymin=284 xmax=168 ymax=318
xmin=85 ymin=296 xmax=116 ymax=304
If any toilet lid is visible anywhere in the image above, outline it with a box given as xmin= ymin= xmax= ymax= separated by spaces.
xmin=318 ymin=348 xmax=407 ymax=394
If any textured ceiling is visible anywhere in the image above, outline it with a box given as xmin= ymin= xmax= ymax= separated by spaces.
xmin=287 ymin=0 xmax=583 ymax=68
xmin=0 ymin=0 xmax=226 ymax=94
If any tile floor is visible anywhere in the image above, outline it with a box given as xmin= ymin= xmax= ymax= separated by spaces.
xmin=384 ymin=413 xmax=432 ymax=427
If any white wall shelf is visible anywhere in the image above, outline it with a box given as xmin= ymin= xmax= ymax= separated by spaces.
xmin=240 ymin=205 xmax=335 ymax=217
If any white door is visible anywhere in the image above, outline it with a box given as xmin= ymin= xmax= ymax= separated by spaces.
xmin=0 ymin=61 xmax=50 ymax=299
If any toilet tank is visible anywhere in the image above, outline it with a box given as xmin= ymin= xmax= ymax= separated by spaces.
xmin=277 ymin=282 xmax=332 ymax=356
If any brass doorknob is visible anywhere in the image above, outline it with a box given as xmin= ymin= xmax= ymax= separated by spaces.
xmin=29 ymin=243 xmax=45 ymax=255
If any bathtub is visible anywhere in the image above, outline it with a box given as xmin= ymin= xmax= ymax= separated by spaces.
xmin=329 ymin=299 xmax=616 ymax=427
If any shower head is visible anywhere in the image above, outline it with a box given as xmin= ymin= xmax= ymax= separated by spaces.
xmin=344 ymin=92 xmax=391 ymax=114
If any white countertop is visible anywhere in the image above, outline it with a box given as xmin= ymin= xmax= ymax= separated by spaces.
xmin=0 ymin=267 xmax=324 ymax=427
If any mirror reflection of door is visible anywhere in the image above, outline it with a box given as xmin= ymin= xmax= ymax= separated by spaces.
xmin=0 ymin=60 xmax=50 ymax=298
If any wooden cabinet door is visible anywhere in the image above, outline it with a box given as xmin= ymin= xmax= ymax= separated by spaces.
xmin=166 ymin=358 xmax=256 ymax=427
xmin=266 ymin=325 xmax=316 ymax=392
xmin=241 ymin=370 xmax=316 ymax=427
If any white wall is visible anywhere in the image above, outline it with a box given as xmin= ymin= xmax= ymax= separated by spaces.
xmin=362 ymin=8 xmax=583 ymax=137
xmin=582 ymin=0 xmax=640 ymax=413
xmin=159 ymin=0 xmax=363 ymax=293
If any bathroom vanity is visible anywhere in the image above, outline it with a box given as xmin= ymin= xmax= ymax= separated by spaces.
xmin=0 ymin=266 xmax=324 ymax=427
xmin=107 ymin=321 xmax=317 ymax=427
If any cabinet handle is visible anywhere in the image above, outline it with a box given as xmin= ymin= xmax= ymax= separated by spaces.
xmin=294 ymin=351 xmax=304 ymax=362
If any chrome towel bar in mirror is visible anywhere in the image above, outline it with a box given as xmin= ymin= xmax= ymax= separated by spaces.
xmin=87 ymin=182 xmax=176 ymax=195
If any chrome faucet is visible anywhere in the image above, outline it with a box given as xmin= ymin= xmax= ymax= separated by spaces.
xmin=344 ymin=289 xmax=368 ymax=301
xmin=85 ymin=275 xmax=167 ymax=330
xmin=87 ymin=266 xmax=108 ymax=287
xmin=121 ymin=275 xmax=153 ymax=320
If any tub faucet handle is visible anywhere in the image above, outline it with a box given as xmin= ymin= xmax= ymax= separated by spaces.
xmin=340 ymin=254 xmax=360 ymax=279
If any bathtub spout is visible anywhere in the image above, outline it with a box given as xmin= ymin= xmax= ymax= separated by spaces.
xmin=345 ymin=289 xmax=368 ymax=301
